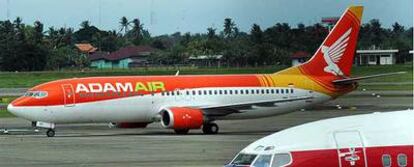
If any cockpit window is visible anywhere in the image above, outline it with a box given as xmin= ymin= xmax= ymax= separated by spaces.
xmin=252 ymin=154 xmax=272 ymax=167
xmin=231 ymin=153 xmax=257 ymax=166
xmin=272 ymin=153 xmax=292 ymax=167
xmin=24 ymin=91 xmax=48 ymax=98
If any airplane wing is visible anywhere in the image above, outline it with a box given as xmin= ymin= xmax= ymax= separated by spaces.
xmin=197 ymin=96 xmax=314 ymax=117
xmin=332 ymin=71 xmax=406 ymax=85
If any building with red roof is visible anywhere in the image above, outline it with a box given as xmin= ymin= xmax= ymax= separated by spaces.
xmin=89 ymin=45 xmax=155 ymax=69
xmin=291 ymin=51 xmax=311 ymax=66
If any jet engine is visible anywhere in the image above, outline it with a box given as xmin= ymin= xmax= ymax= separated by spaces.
xmin=160 ymin=107 xmax=204 ymax=129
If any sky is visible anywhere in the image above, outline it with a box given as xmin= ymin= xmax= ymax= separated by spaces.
xmin=0 ymin=0 xmax=412 ymax=36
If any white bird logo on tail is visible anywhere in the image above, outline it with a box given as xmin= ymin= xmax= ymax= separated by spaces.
xmin=321 ymin=28 xmax=352 ymax=76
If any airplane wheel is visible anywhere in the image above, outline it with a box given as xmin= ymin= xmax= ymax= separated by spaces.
xmin=46 ymin=129 xmax=55 ymax=137
xmin=174 ymin=129 xmax=189 ymax=134
xmin=202 ymin=123 xmax=219 ymax=134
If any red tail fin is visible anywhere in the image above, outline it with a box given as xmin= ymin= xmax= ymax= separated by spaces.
xmin=299 ymin=6 xmax=363 ymax=80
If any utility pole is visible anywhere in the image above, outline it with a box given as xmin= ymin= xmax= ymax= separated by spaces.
xmin=98 ymin=0 xmax=102 ymax=28
xmin=6 ymin=0 xmax=10 ymax=20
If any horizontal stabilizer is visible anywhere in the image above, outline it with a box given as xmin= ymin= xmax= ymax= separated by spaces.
xmin=332 ymin=71 xmax=406 ymax=85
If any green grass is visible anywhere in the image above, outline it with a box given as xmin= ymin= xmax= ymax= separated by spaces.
xmin=0 ymin=66 xmax=288 ymax=88
xmin=0 ymin=109 xmax=13 ymax=117
xmin=0 ymin=64 xmax=411 ymax=89
xmin=351 ymin=64 xmax=413 ymax=83
xmin=358 ymin=84 xmax=413 ymax=91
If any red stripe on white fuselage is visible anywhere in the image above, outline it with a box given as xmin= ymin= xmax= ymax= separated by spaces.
xmin=290 ymin=145 xmax=412 ymax=167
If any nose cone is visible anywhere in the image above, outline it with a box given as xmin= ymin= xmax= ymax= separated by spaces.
xmin=7 ymin=103 xmax=18 ymax=116
xmin=8 ymin=98 xmax=30 ymax=118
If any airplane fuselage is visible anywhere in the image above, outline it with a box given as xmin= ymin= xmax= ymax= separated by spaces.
xmin=9 ymin=73 xmax=337 ymax=124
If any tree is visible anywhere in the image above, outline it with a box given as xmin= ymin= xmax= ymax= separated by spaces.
xmin=119 ymin=16 xmax=130 ymax=34
xmin=207 ymin=27 xmax=216 ymax=40
xmin=223 ymin=18 xmax=235 ymax=38
xmin=250 ymin=24 xmax=263 ymax=44
xmin=130 ymin=18 xmax=143 ymax=45
xmin=80 ymin=20 xmax=90 ymax=29
xmin=33 ymin=21 xmax=44 ymax=43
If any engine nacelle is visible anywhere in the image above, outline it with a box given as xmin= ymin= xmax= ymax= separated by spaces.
xmin=108 ymin=122 xmax=149 ymax=128
xmin=160 ymin=107 xmax=204 ymax=129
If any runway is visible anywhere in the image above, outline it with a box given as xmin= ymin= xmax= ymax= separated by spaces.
xmin=0 ymin=91 xmax=412 ymax=167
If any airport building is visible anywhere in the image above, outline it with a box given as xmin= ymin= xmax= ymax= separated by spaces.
xmin=355 ymin=49 xmax=398 ymax=65
xmin=189 ymin=55 xmax=223 ymax=67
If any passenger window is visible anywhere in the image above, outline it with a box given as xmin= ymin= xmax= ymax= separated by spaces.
xmin=204 ymin=90 xmax=207 ymax=95
xmin=224 ymin=90 xmax=228 ymax=94
xmin=240 ymin=90 xmax=244 ymax=94
xmin=171 ymin=91 xmax=175 ymax=96
xmin=219 ymin=90 xmax=222 ymax=95
xmin=198 ymin=90 xmax=202 ymax=95
xmin=261 ymin=90 xmax=265 ymax=94
xmin=192 ymin=90 xmax=196 ymax=95
xmin=256 ymin=89 xmax=260 ymax=94
xmin=398 ymin=154 xmax=407 ymax=167
xmin=281 ymin=89 xmax=284 ymax=94
xmin=272 ymin=153 xmax=292 ymax=167
xmin=276 ymin=89 xmax=279 ymax=94
xmin=235 ymin=90 xmax=238 ymax=94
xmin=382 ymin=154 xmax=391 ymax=167
xmin=209 ymin=90 xmax=212 ymax=95
xmin=229 ymin=90 xmax=233 ymax=94
xmin=251 ymin=90 xmax=255 ymax=94
xmin=285 ymin=89 xmax=289 ymax=93
xmin=186 ymin=91 xmax=189 ymax=95
xmin=270 ymin=89 xmax=274 ymax=94
xmin=166 ymin=92 xmax=170 ymax=96
xmin=246 ymin=90 xmax=249 ymax=94
xmin=290 ymin=89 xmax=294 ymax=93
xmin=266 ymin=89 xmax=270 ymax=94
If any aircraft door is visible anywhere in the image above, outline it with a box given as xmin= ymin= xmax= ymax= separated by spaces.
xmin=62 ymin=84 xmax=75 ymax=107
xmin=333 ymin=131 xmax=367 ymax=167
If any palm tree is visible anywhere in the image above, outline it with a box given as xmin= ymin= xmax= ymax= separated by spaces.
xmin=131 ymin=19 xmax=142 ymax=36
xmin=130 ymin=18 xmax=143 ymax=45
xmin=80 ymin=20 xmax=90 ymax=29
xmin=223 ymin=18 xmax=235 ymax=38
xmin=207 ymin=27 xmax=216 ymax=39
xmin=119 ymin=16 xmax=130 ymax=34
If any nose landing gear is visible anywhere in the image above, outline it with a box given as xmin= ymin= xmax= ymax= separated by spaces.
xmin=34 ymin=121 xmax=56 ymax=137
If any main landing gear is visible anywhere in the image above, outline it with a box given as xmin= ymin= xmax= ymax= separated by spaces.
xmin=173 ymin=122 xmax=219 ymax=135
xmin=46 ymin=129 xmax=55 ymax=137
xmin=202 ymin=122 xmax=219 ymax=134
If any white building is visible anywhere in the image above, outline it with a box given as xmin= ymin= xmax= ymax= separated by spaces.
xmin=356 ymin=49 xmax=398 ymax=65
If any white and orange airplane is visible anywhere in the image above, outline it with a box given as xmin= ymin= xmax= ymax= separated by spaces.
xmin=224 ymin=110 xmax=413 ymax=167
xmin=7 ymin=6 xmax=402 ymax=137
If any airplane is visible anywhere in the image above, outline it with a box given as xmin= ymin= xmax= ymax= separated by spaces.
xmin=6 ymin=6 xmax=402 ymax=137
xmin=224 ymin=110 xmax=414 ymax=167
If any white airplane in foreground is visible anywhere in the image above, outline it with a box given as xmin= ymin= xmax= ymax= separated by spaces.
xmin=7 ymin=6 xmax=402 ymax=137
xmin=225 ymin=110 xmax=414 ymax=167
